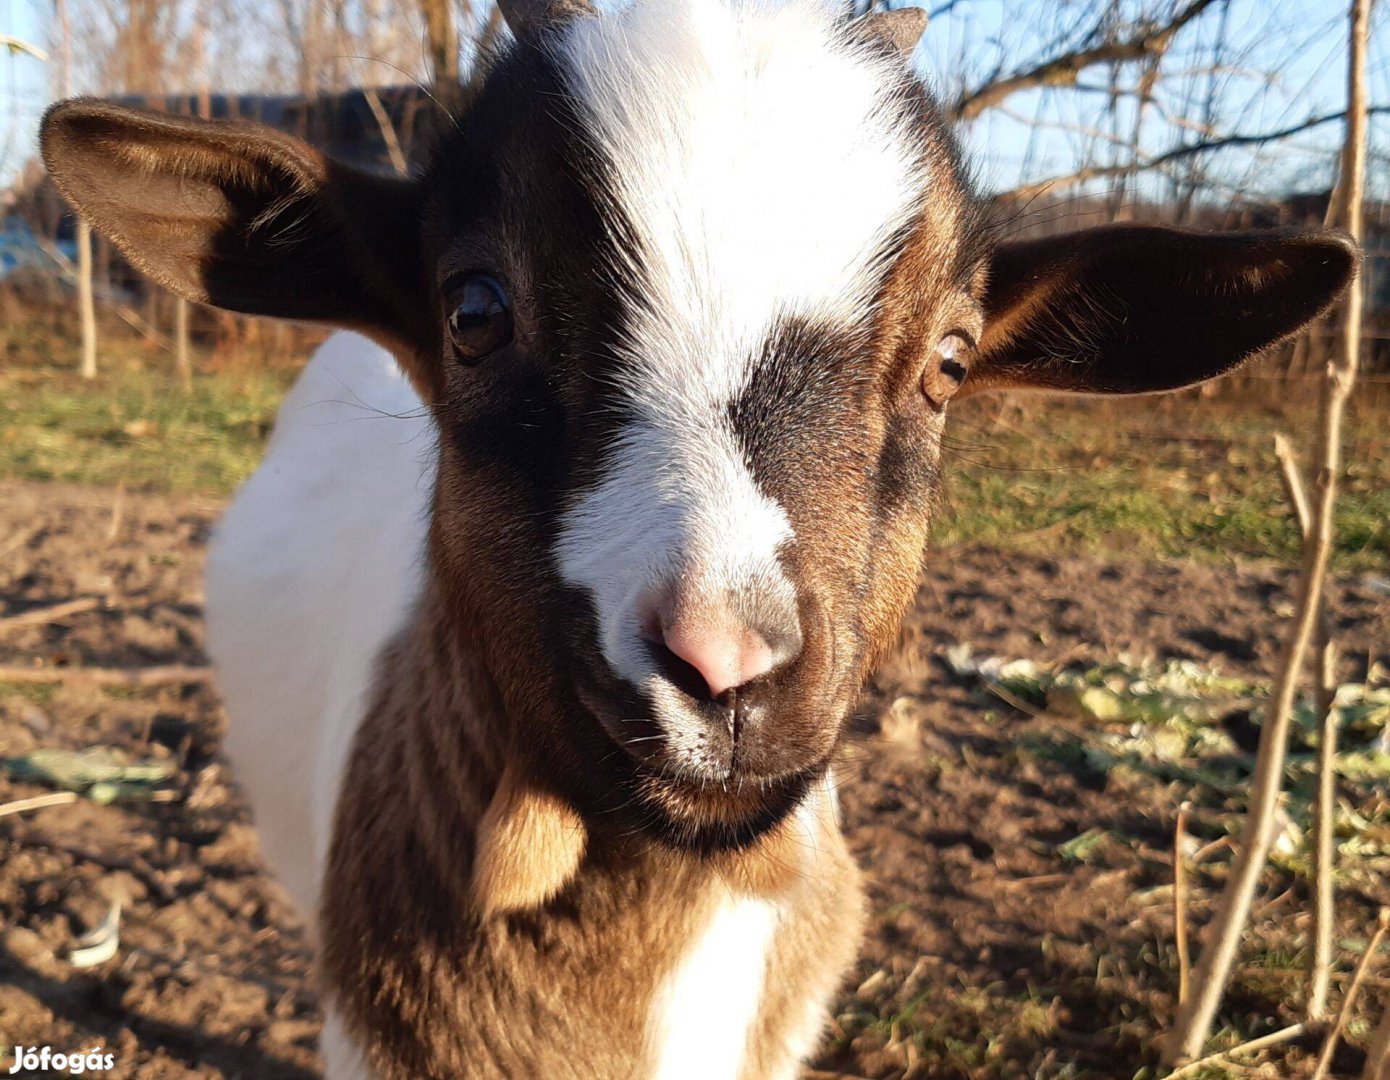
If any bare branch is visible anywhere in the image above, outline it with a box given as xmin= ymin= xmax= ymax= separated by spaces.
xmin=1312 ymin=911 xmax=1390 ymax=1080
xmin=1175 ymin=802 xmax=1193 ymax=1007
xmin=363 ymin=87 xmax=409 ymax=175
xmin=0 ymin=792 xmax=80 ymax=820
xmin=1275 ymin=434 xmax=1312 ymax=540
xmin=0 ymin=597 xmax=103 ymax=634
xmin=0 ymin=665 xmax=213 ymax=687
xmin=0 ymin=34 xmax=49 ymax=61
xmin=1164 ymin=1023 xmax=1319 ymax=1080
xmin=1309 ymin=632 xmax=1340 ymax=1020
xmin=1000 ymin=105 xmax=1390 ymax=201
xmin=951 ymin=0 xmax=1221 ymax=122
xmin=1162 ymin=0 xmax=1372 ymax=1062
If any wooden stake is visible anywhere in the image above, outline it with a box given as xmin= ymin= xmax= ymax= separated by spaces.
xmin=1175 ymin=802 xmax=1193 ymax=1006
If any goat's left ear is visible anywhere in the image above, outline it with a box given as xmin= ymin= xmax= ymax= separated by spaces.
xmin=41 ymin=99 xmax=431 ymax=367
xmin=969 ymin=225 xmax=1358 ymax=395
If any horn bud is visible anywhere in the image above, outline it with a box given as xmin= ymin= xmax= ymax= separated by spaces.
xmin=498 ymin=0 xmax=595 ymax=40
xmin=847 ymin=7 xmax=929 ymax=60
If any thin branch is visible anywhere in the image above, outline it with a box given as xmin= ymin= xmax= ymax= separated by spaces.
xmin=0 ymin=665 xmax=213 ymax=687
xmin=1164 ymin=1022 xmax=1318 ymax=1079
xmin=15 ymin=826 xmax=175 ymax=903
xmin=0 ymin=597 xmax=102 ymax=634
xmin=1365 ymin=998 xmax=1390 ymax=1080
xmin=363 ymin=86 xmax=409 ymax=176
xmin=0 ymin=792 xmax=80 ymax=819
xmin=1309 ymin=632 xmax=1340 ymax=1020
xmin=1312 ymin=911 xmax=1390 ymax=1080
xmin=1162 ymin=0 xmax=1372 ymax=1063
xmin=1001 ymin=106 xmax=1390 ymax=201
xmin=1275 ymin=434 xmax=1312 ymax=539
xmin=1175 ymin=802 xmax=1193 ymax=1007
xmin=952 ymin=0 xmax=1221 ymax=121
xmin=0 ymin=34 xmax=50 ymax=61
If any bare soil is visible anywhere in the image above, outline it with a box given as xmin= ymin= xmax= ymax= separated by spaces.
xmin=1 ymin=481 xmax=1386 ymax=1079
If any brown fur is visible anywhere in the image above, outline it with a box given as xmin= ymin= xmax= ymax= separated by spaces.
xmin=472 ymin=765 xmax=589 ymax=918
xmin=321 ymin=584 xmax=863 ymax=1079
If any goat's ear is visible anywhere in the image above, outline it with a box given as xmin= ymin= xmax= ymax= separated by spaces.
xmin=969 ymin=225 xmax=1357 ymax=396
xmin=40 ymin=99 xmax=431 ymax=362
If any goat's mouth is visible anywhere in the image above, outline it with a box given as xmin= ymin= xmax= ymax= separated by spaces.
xmin=627 ymin=762 xmax=822 ymax=853
xmin=575 ymin=683 xmax=828 ymax=852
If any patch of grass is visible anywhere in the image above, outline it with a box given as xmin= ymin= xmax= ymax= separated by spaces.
xmin=0 ymin=363 xmax=290 ymax=496
xmin=937 ymin=388 xmax=1390 ymax=570
xmin=0 ymin=683 xmax=58 ymax=707
xmin=3 ymin=322 xmax=1388 ymax=568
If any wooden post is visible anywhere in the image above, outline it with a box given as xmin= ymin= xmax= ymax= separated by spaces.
xmin=76 ymin=220 xmax=97 ymax=379
xmin=174 ymin=298 xmax=192 ymax=389
xmin=56 ymin=0 xmax=98 ymax=380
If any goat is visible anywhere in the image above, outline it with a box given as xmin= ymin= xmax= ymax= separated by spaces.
xmin=40 ymin=0 xmax=1355 ymax=1076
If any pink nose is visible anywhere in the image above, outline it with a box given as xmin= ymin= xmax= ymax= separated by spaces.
xmin=641 ymin=588 xmax=802 ymax=701
xmin=661 ymin=615 xmax=778 ymax=700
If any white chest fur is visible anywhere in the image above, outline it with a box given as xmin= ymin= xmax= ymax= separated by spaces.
xmin=649 ymin=892 xmax=781 ymax=1080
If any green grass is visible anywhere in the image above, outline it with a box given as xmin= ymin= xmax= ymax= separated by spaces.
xmin=935 ymin=389 xmax=1390 ymax=570
xmin=2 ymin=327 xmax=1387 ymax=568
xmin=0 ymin=363 xmax=290 ymax=495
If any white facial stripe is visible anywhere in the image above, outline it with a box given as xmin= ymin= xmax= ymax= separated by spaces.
xmin=552 ymin=0 xmax=926 ymax=687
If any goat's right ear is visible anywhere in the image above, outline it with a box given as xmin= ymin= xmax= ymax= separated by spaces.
xmin=969 ymin=225 xmax=1357 ymax=396
xmin=41 ymin=99 xmax=431 ymax=361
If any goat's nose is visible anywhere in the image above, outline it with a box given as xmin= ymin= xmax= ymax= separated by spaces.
xmin=643 ymin=592 xmax=802 ymax=701
xmin=662 ymin=617 xmax=775 ymax=700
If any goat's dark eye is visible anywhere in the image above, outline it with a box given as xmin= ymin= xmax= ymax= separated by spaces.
xmin=922 ymin=332 xmax=972 ymax=408
xmin=446 ymin=275 xmax=513 ymax=363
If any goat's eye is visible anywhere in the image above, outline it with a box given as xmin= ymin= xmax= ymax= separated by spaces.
xmin=446 ymin=275 xmax=513 ymax=363
xmin=922 ymin=332 xmax=972 ymax=408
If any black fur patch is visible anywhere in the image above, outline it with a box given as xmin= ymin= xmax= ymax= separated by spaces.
xmin=728 ymin=316 xmax=874 ymax=506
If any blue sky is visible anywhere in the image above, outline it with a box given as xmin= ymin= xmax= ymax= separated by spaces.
xmin=2 ymin=0 xmax=1385 ymax=200
xmin=1 ymin=0 xmax=47 ymax=187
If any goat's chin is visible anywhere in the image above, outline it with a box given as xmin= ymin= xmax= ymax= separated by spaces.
xmin=629 ymin=764 xmax=820 ymax=854
xmin=573 ymin=681 xmax=827 ymax=852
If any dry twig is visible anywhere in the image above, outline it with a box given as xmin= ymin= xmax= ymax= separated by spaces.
xmin=1162 ymin=0 xmax=1371 ymax=1062
xmin=1175 ymin=802 xmax=1193 ymax=1006
xmin=1312 ymin=911 xmax=1390 ymax=1080
xmin=1365 ymin=999 xmax=1390 ymax=1080
xmin=1164 ymin=1022 xmax=1317 ymax=1079
xmin=0 ymin=597 xmax=102 ymax=634
xmin=1275 ymin=431 xmax=1340 ymax=1019
xmin=1002 ymin=106 xmax=1390 ymax=200
xmin=0 ymin=791 xmax=80 ymax=819
xmin=1310 ymin=633 xmax=1341 ymax=1020
xmin=16 ymin=826 xmax=175 ymax=903
xmin=952 ymin=0 xmax=1220 ymax=120
xmin=1275 ymin=434 xmax=1312 ymax=537
xmin=363 ymin=87 xmax=410 ymax=176
xmin=0 ymin=665 xmax=212 ymax=687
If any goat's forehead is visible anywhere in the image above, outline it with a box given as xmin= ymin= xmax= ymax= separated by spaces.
xmin=547 ymin=0 xmax=938 ymax=377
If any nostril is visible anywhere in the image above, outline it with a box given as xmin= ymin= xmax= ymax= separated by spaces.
xmin=636 ymin=583 xmax=802 ymax=702
xmin=660 ymin=619 xmax=780 ymax=701
xmin=641 ymin=637 xmax=717 ymax=702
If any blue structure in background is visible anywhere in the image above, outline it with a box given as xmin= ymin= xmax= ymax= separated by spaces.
xmin=0 ymin=217 xmax=74 ymax=281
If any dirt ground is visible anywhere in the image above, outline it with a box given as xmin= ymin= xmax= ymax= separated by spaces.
xmin=1 ymin=481 xmax=1387 ymax=1079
